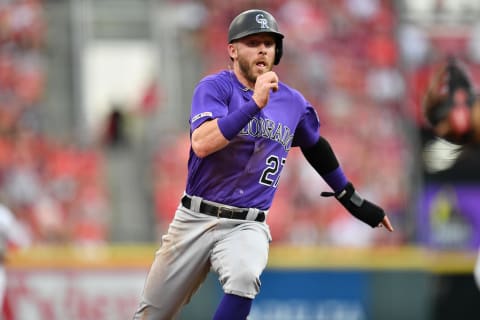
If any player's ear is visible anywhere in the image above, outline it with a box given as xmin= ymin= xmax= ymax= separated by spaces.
xmin=228 ymin=43 xmax=237 ymax=61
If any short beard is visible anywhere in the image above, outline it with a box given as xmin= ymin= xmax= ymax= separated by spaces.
xmin=238 ymin=55 xmax=259 ymax=84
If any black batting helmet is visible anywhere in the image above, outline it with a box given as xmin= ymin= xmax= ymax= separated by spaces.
xmin=228 ymin=9 xmax=284 ymax=65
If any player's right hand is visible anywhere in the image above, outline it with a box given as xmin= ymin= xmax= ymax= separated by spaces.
xmin=252 ymin=71 xmax=279 ymax=108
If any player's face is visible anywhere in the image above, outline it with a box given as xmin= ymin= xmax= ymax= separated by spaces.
xmin=230 ymin=33 xmax=276 ymax=86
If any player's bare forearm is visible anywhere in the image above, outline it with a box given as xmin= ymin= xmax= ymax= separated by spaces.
xmin=191 ymin=119 xmax=229 ymax=158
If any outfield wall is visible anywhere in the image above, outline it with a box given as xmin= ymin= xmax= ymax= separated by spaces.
xmin=5 ymin=245 xmax=480 ymax=320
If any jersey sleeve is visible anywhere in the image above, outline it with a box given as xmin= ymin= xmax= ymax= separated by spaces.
xmin=190 ymin=77 xmax=231 ymax=132
xmin=292 ymin=100 xmax=321 ymax=148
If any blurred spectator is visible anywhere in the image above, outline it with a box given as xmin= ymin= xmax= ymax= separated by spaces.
xmin=0 ymin=201 xmax=31 ymax=319
xmin=102 ymin=106 xmax=129 ymax=148
xmin=468 ymin=22 xmax=480 ymax=64
xmin=2 ymin=134 xmax=42 ymax=210
xmin=365 ymin=66 xmax=405 ymax=103
xmin=398 ymin=23 xmax=430 ymax=68
xmin=345 ymin=0 xmax=380 ymax=21
xmin=152 ymin=134 xmax=190 ymax=238
xmin=277 ymin=0 xmax=329 ymax=49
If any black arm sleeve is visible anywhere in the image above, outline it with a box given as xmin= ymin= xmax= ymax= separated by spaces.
xmin=300 ymin=136 xmax=340 ymax=175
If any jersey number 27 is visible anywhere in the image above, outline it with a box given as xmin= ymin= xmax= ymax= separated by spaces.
xmin=260 ymin=155 xmax=286 ymax=188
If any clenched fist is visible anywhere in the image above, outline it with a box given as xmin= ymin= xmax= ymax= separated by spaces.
xmin=252 ymin=71 xmax=279 ymax=108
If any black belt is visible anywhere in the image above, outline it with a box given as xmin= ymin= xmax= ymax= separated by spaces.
xmin=181 ymin=195 xmax=265 ymax=222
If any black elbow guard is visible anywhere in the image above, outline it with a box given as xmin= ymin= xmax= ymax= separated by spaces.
xmin=321 ymin=182 xmax=385 ymax=228
xmin=301 ymin=137 xmax=340 ymax=176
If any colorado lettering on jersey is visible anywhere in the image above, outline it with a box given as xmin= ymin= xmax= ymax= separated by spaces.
xmin=239 ymin=116 xmax=293 ymax=151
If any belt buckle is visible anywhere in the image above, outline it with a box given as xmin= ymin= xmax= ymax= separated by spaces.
xmin=218 ymin=206 xmax=235 ymax=219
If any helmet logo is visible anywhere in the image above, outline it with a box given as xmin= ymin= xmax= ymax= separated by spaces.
xmin=255 ymin=14 xmax=269 ymax=29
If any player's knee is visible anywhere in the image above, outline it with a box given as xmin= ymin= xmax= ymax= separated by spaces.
xmin=231 ymin=268 xmax=260 ymax=284
xmin=224 ymin=268 xmax=261 ymax=297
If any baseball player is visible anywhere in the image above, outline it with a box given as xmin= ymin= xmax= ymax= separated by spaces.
xmin=133 ymin=9 xmax=393 ymax=320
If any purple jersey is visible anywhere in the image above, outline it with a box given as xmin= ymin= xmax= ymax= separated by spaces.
xmin=186 ymin=70 xmax=320 ymax=210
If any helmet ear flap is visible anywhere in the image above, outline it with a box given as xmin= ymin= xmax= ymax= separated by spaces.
xmin=274 ymin=39 xmax=283 ymax=65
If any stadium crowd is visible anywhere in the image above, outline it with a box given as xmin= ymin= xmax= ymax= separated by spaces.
xmin=1 ymin=0 xmax=480 ymax=247
xmin=0 ymin=0 xmax=110 ymax=245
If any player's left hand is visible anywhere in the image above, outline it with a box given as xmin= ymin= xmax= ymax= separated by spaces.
xmin=321 ymin=182 xmax=394 ymax=232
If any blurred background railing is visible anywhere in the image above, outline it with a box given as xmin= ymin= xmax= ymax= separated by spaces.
xmin=2 ymin=0 xmax=480 ymax=319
